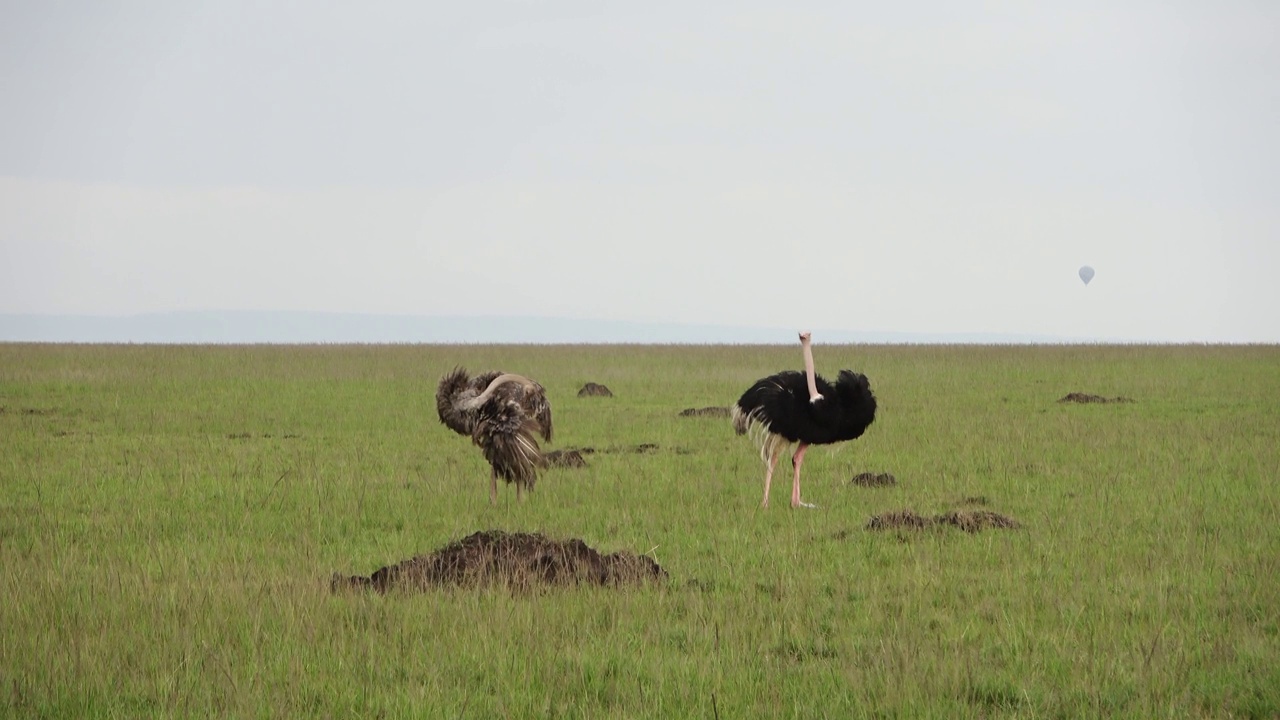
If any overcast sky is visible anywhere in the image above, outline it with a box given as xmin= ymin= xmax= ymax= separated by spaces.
xmin=1 ymin=2 xmax=1277 ymax=342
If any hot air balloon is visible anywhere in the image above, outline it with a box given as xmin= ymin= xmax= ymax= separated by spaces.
xmin=1078 ymin=266 xmax=1095 ymax=285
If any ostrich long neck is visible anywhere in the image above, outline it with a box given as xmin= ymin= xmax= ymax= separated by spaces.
xmin=460 ymin=373 xmax=533 ymax=410
xmin=802 ymin=335 xmax=821 ymax=401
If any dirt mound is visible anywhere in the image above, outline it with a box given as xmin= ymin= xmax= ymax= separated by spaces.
xmin=1058 ymin=392 xmax=1134 ymax=404
xmin=678 ymin=406 xmax=730 ymax=418
xmin=936 ymin=510 xmax=1021 ymax=532
xmin=577 ymin=383 xmax=614 ymax=398
xmin=850 ymin=472 xmax=896 ymax=487
xmin=865 ymin=510 xmax=934 ymax=531
xmin=544 ymin=449 xmax=588 ymax=468
xmin=864 ymin=508 xmax=1022 ymax=533
xmin=333 ymin=530 xmax=665 ymax=593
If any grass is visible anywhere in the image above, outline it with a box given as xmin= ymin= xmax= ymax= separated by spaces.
xmin=1 ymin=342 xmax=1278 ymax=718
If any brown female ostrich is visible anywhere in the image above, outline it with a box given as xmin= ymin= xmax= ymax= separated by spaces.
xmin=436 ymin=367 xmax=554 ymax=504
xmin=732 ymin=331 xmax=877 ymax=508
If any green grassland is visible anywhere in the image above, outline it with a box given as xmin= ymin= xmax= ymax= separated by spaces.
xmin=1 ymin=342 xmax=1278 ymax=718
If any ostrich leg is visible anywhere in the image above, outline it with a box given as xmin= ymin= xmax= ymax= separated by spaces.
xmin=762 ymin=440 xmax=785 ymax=508
xmin=489 ymin=467 xmax=498 ymax=505
xmin=791 ymin=442 xmax=817 ymax=509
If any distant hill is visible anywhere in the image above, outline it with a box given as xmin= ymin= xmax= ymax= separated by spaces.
xmin=0 ymin=311 xmax=1078 ymax=344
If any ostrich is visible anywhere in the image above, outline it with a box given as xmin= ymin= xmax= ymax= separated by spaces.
xmin=731 ymin=332 xmax=877 ymax=508
xmin=436 ymin=367 xmax=554 ymax=504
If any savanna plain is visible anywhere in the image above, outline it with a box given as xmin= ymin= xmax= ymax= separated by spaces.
xmin=1 ymin=342 xmax=1278 ymax=719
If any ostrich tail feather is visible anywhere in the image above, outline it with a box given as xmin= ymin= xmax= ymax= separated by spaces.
xmin=479 ymin=419 xmax=543 ymax=490
xmin=732 ymin=405 xmax=789 ymax=463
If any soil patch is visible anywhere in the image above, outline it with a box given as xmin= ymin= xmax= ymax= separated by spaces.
xmin=577 ymin=383 xmax=614 ymax=398
xmin=683 ymin=578 xmax=715 ymax=593
xmin=544 ymin=449 xmax=588 ymax=469
xmin=850 ymin=472 xmax=896 ymax=487
xmin=678 ymin=406 xmax=731 ymax=418
xmin=226 ymin=432 xmax=301 ymax=440
xmin=562 ymin=443 xmax=662 ymax=455
xmin=864 ymin=508 xmax=1022 ymax=533
xmin=333 ymin=530 xmax=666 ymax=593
xmin=0 ymin=406 xmax=58 ymax=417
xmin=1058 ymin=392 xmax=1134 ymax=404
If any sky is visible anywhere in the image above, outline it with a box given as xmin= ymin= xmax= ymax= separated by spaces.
xmin=1 ymin=1 xmax=1277 ymax=343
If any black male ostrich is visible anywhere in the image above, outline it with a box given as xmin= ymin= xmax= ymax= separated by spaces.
xmin=731 ymin=332 xmax=876 ymax=508
xmin=436 ymin=367 xmax=554 ymax=504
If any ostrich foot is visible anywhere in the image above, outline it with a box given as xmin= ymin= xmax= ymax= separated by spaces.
xmin=792 ymin=500 xmax=818 ymax=509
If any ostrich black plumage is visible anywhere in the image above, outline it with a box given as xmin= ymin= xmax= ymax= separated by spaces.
xmin=732 ymin=332 xmax=876 ymax=508
xmin=436 ymin=367 xmax=554 ymax=504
